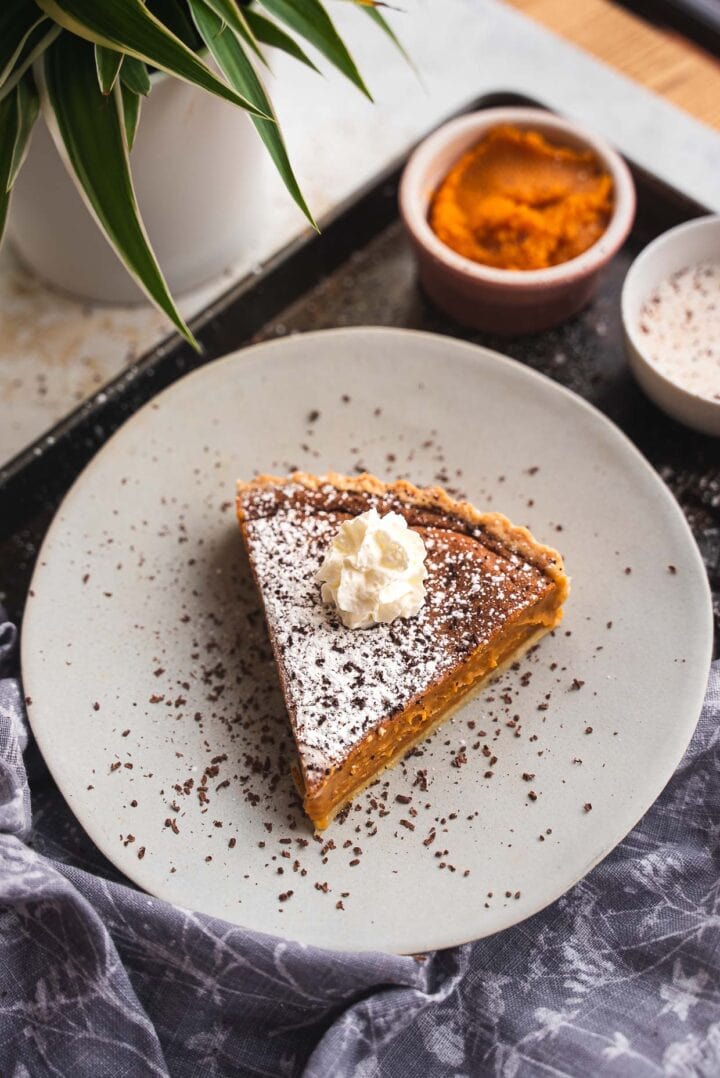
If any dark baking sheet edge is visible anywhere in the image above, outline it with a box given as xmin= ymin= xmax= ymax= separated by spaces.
xmin=0 ymin=89 xmax=709 ymax=541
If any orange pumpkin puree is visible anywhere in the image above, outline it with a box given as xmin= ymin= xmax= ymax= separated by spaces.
xmin=429 ymin=124 xmax=614 ymax=271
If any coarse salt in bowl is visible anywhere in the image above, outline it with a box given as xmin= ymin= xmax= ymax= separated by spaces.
xmin=622 ymin=215 xmax=720 ymax=437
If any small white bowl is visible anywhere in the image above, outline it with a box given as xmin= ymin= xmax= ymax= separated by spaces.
xmin=622 ymin=215 xmax=720 ymax=437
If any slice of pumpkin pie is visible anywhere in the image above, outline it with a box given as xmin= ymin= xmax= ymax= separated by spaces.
xmin=236 ymin=473 xmax=569 ymax=830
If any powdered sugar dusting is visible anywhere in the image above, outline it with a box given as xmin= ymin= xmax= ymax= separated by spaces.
xmin=240 ymin=481 xmax=553 ymax=781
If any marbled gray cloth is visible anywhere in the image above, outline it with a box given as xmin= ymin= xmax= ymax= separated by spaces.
xmin=1 ymin=607 xmax=719 ymax=1078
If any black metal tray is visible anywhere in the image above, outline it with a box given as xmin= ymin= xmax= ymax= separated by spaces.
xmin=1 ymin=91 xmax=718 ymax=651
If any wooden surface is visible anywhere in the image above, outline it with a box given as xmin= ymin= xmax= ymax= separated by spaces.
xmin=506 ymin=0 xmax=720 ymax=129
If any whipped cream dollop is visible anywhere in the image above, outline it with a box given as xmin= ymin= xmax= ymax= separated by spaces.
xmin=316 ymin=508 xmax=428 ymax=629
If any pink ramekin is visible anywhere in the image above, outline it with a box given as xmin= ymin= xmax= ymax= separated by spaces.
xmin=399 ymin=107 xmax=636 ymax=335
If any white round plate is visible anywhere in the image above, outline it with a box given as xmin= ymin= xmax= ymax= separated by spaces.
xmin=22 ymin=328 xmax=712 ymax=954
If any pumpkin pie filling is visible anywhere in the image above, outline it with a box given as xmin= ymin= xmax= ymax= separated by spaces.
xmin=429 ymin=123 xmax=614 ymax=271
xmin=236 ymin=473 xmax=569 ymax=830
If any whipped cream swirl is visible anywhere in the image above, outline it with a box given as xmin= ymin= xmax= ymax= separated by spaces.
xmin=316 ymin=508 xmax=428 ymax=630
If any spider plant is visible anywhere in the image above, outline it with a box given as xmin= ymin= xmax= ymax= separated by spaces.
xmin=0 ymin=0 xmax=408 ymax=348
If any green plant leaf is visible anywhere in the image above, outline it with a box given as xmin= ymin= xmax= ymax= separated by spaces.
xmin=0 ymin=21 xmax=61 ymax=104
xmin=0 ymin=75 xmax=38 ymax=242
xmin=0 ymin=0 xmax=46 ymax=88
xmin=190 ymin=0 xmax=316 ymax=229
xmin=147 ymin=0 xmax=199 ymax=49
xmin=121 ymin=84 xmax=141 ymax=150
xmin=120 ymin=55 xmax=152 ymax=95
xmin=257 ymin=0 xmax=371 ymax=98
xmin=7 ymin=75 xmax=39 ymax=190
xmin=243 ymin=9 xmax=320 ymax=73
xmin=361 ymin=6 xmax=416 ymax=72
xmin=35 ymin=0 xmax=273 ymax=119
xmin=40 ymin=33 xmax=199 ymax=349
xmin=200 ymin=0 xmax=246 ymax=35
xmin=95 ymin=43 xmax=123 ymax=94
xmin=202 ymin=0 xmax=268 ymax=66
xmin=0 ymin=94 xmax=19 ymax=241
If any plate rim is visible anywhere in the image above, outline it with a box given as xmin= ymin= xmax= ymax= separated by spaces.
xmin=21 ymin=326 xmax=714 ymax=953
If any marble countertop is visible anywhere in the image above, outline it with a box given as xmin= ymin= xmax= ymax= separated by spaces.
xmin=1 ymin=0 xmax=718 ymax=467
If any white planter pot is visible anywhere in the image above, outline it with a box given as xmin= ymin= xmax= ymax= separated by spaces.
xmin=7 ymin=73 xmax=264 ymax=303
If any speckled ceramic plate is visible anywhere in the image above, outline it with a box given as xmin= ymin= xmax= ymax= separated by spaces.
xmin=22 ymin=327 xmax=712 ymax=954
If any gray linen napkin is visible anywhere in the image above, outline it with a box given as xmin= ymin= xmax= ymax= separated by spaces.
xmin=1 ymin=607 xmax=718 ymax=1077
